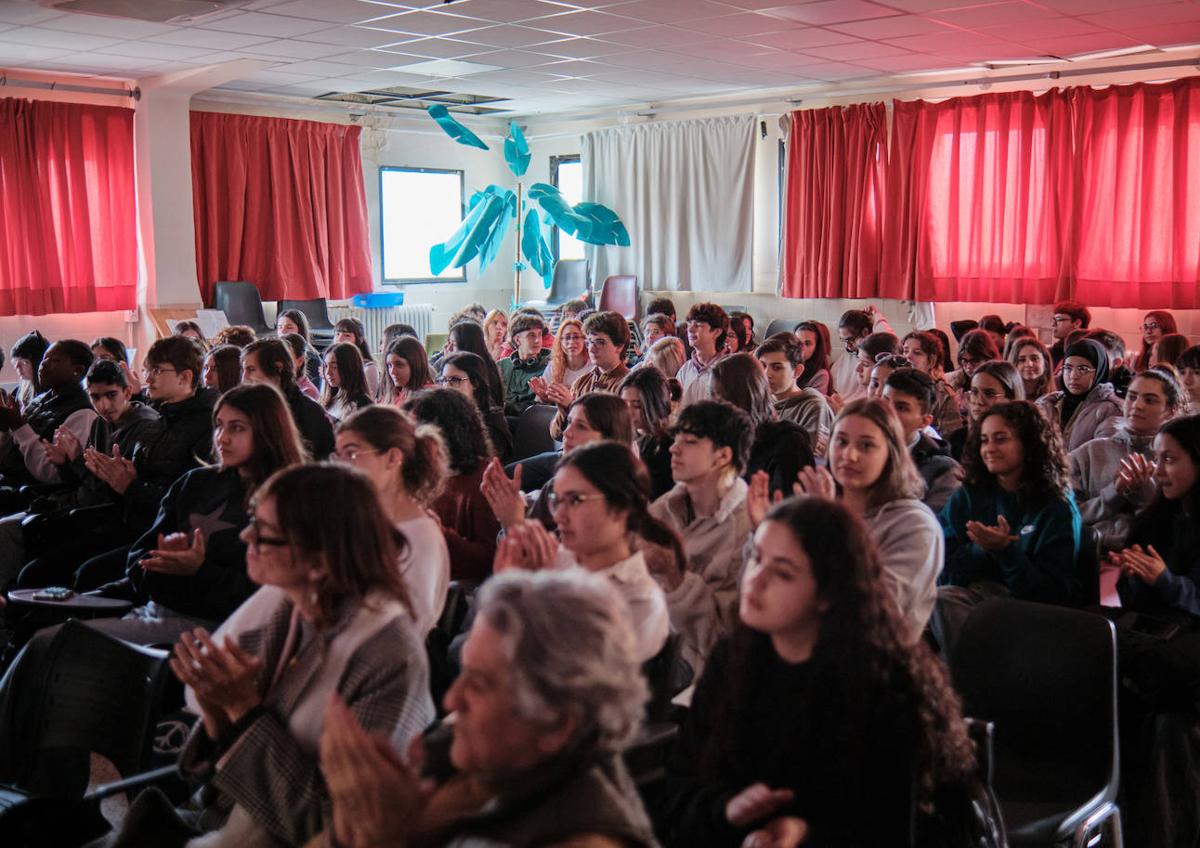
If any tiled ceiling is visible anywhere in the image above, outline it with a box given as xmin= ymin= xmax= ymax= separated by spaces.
xmin=1 ymin=0 xmax=1199 ymax=115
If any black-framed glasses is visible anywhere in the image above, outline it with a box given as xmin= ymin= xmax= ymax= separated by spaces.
xmin=841 ymin=336 xmax=858 ymax=353
xmin=246 ymin=515 xmax=288 ymax=552
xmin=875 ymin=353 xmax=911 ymax=368
xmin=546 ymin=491 xmax=606 ymax=512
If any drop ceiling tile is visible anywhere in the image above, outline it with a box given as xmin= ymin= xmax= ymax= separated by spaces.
xmin=36 ymin=16 xmax=178 ymax=39
xmin=1122 ymin=22 xmax=1200 ymax=48
xmin=802 ymin=40 xmax=915 ymax=60
xmin=240 ymin=68 xmax=325 ymax=85
xmin=982 ymin=16 xmax=1105 ymax=40
xmin=1084 ymin=3 xmax=1200 ymax=30
xmin=0 ymin=26 xmax=123 ymax=51
xmin=730 ymin=51 xmax=830 ymax=71
xmin=668 ymin=40 xmax=782 ymax=60
xmin=544 ymin=76 xmax=618 ymax=92
xmin=96 ymin=41 xmax=223 ymax=60
xmin=608 ymin=0 xmax=740 ymax=24
xmin=534 ymin=57 xmax=607 ymax=75
xmin=529 ymin=36 xmax=635 ymax=58
xmin=435 ymin=0 xmax=573 ymax=23
xmin=0 ymin=6 xmax=61 ymax=25
xmin=359 ymin=10 xmax=485 ymax=36
xmin=783 ymin=60 xmax=875 ymax=79
xmin=316 ymin=49 xmax=407 ymax=66
xmin=929 ymin=2 xmax=1060 ymax=28
xmin=1033 ymin=0 xmax=1160 ymax=13
xmin=199 ymin=12 xmax=340 ymax=37
xmin=236 ymin=39 xmax=352 ymax=59
xmin=827 ymin=14 xmax=960 ymax=40
xmin=603 ymin=50 xmax=699 ymax=70
xmin=263 ymin=0 xmax=405 ymax=23
xmin=853 ymin=52 xmax=960 ymax=72
xmin=468 ymin=49 xmax=563 ymax=67
xmin=271 ymin=58 xmax=370 ymax=76
xmin=531 ymin=9 xmax=652 ymax=36
xmin=859 ymin=0 xmax=980 ymax=10
xmin=145 ymin=29 xmax=276 ymax=49
xmin=761 ymin=1 xmax=903 ymax=26
xmin=29 ymin=51 xmax=146 ymax=70
xmin=294 ymin=26 xmax=407 ymax=47
xmin=374 ymin=36 xmax=489 ymax=57
xmin=589 ymin=67 xmax=685 ymax=85
xmin=741 ymin=27 xmax=859 ymax=50
xmin=453 ymin=24 xmax=574 ymax=47
xmin=677 ymin=12 xmax=801 ymax=37
xmin=458 ymin=67 xmax=566 ymax=85
xmin=597 ymin=26 xmax=717 ymax=48
xmin=883 ymin=31 xmax=1007 ymax=53
xmin=333 ymin=68 xmax=444 ymax=86
xmin=1013 ymin=32 xmax=1143 ymax=56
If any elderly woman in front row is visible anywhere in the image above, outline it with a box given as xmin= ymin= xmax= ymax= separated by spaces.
xmin=309 ymin=570 xmax=659 ymax=848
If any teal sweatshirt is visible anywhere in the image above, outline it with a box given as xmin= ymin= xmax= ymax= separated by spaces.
xmin=939 ymin=481 xmax=1083 ymax=606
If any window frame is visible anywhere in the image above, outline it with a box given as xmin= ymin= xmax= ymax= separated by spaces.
xmin=379 ymin=165 xmax=467 ymax=285
xmin=549 ymin=153 xmax=583 ymax=261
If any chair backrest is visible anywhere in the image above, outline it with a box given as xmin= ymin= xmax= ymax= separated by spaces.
xmin=278 ymin=298 xmax=336 ymax=333
xmin=28 ymin=621 xmax=171 ymax=788
xmin=511 ymin=404 xmax=559 ymax=462
xmin=641 ymin=632 xmax=691 ymax=723
xmin=599 ymin=275 xmax=638 ymax=320
xmin=212 ymin=281 xmax=272 ymax=335
xmin=549 ymin=259 xmax=589 ymax=304
xmin=1076 ymin=523 xmax=1101 ymax=607
xmin=764 ymin=318 xmax=799 ymax=340
xmin=949 ymin=599 xmax=1118 ymax=807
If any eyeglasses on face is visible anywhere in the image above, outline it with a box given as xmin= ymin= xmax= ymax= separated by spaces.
xmin=333 ymin=447 xmax=382 ymax=463
xmin=958 ymin=356 xmax=983 ymax=369
xmin=246 ymin=514 xmax=288 ymax=552
xmin=1142 ymin=322 xmax=1161 ymax=332
xmin=968 ymin=387 xmax=1005 ymax=401
xmin=1051 ymin=315 xmax=1074 ymax=324
xmin=546 ymin=491 xmax=606 ymax=512
xmin=1061 ymin=364 xmax=1095 ymax=376
xmin=142 ymin=366 xmax=178 ymax=378
xmin=437 ymin=375 xmax=469 ymax=387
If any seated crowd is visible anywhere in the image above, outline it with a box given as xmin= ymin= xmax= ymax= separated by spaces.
xmin=0 ymin=296 xmax=1196 ymax=847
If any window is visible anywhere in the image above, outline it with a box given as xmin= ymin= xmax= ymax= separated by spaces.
xmin=550 ymin=154 xmax=585 ymax=261
xmin=380 ymin=166 xmax=466 ymax=283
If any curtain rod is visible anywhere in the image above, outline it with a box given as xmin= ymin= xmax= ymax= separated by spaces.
xmin=0 ymin=73 xmax=140 ymax=100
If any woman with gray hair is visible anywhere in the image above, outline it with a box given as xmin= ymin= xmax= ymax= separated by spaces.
xmin=312 ymin=569 xmax=658 ymax=848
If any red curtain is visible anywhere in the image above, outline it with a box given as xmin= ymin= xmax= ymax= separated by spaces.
xmin=883 ymin=90 xmax=1074 ymax=305
xmin=781 ymin=103 xmax=886 ymax=299
xmin=191 ymin=111 xmax=372 ymax=304
xmin=1071 ymin=78 xmax=1200 ymax=309
xmin=0 ymin=98 xmax=137 ymax=316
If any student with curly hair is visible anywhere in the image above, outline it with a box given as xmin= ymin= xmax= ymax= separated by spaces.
xmin=405 ymin=388 xmax=499 ymax=582
xmin=211 ymin=325 xmax=257 ymax=349
xmin=545 ymin=311 xmax=630 ymax=441
xmin=666 ymin=496 xmax=979 ymax=847
xmin=937 ymin=400 xmax=1083 ymax=650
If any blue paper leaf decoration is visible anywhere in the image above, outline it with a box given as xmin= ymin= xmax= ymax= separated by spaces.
xmin=520 ymin=208 xmax=554 ymax=283
xmin=429 ymin=185 xmax=515 ymax=275
xmin=427 ymin=104 xmax=489 ymax=150
xmin=526 ymin=182 xmax=630 ymax=247
xmin=504 ymin=121 xmax=531 ymax=177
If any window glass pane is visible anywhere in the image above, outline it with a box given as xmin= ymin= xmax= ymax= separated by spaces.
xmin=555 ymin=159 xmax=585 ymax=261
xmin=381 ymin=168 xmax=465 ymax=282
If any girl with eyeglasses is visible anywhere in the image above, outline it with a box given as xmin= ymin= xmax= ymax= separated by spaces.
xmin=1070 ymin=368 xmax=1184 ymax=552
xmin=1007 ymin=337 xmax=1055 ymax=402
xmin=404 ymin=387 xmax=500 ymax=582
xmin=444 ymin=320 xmax=506 ymax=411
xmin=440 ymin=351 xmax=513 ymax=463
xmin=130 ymin=463 xmax=434 ymax=848
xmin=493 ymin=440 xmax=674 ymax=663
xmin=945 ymin=328 xmax=1000 ymax=401
xmin=947 ymin=360 xmax=1025 ymax=461
xmin=335 ymin=405 xmax=451 ymax=635
xmin=1035 ymin=338 xmax=1123 ymax=452
xmin=1135 ymin=310 xmax=1178 ymax=372
xmin=321 ymin=342 xmax=373 ymax=422
xmin=541 ymin=317 xmax=591 ymax=390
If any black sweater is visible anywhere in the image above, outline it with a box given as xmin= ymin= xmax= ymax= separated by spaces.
xmin=126 ymin=466 xmax=255 ymax=624
xmin=667 ymin=637 xmax=918 ymax=847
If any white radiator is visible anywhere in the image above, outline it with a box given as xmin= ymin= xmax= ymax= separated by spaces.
xmin=329 ymin=304 xmax=434 ymax=351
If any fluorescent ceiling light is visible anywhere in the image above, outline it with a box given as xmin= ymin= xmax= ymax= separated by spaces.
xmin=975 ymin=57 xmax=1063 ymax=69
xmin=1068 ymin=44 xmax=1157 ymax=62
xmin=392 ymin=59 xmax=501 ymax=77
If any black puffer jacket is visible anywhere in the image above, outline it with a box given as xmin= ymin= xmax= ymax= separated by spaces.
xmin=121 ymin=388 xmax=218 ymax=533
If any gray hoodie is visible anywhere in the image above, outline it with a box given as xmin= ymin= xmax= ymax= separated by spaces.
xmin=863 ymin=498 xmax=943 ymax=645
xmin=1036 ymin=382 xmax=1124 ymax=452
xmin=1069 ymin=421 xmax=1156 ymax=551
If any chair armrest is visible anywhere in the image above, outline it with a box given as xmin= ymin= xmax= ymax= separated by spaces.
xmin=84 ymin=765 xmax=180 ymax=804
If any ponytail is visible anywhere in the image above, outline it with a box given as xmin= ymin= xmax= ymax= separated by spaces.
xmin=338 ymin=405 xmax=449 ymax=506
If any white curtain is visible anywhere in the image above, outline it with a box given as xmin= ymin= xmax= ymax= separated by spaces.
xmin=581 ymin=115 xmax=756 ymax=293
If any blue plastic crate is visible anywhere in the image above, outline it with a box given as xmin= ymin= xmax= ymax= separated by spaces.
xmin=351 ymin=292 xmax=405 ymax=308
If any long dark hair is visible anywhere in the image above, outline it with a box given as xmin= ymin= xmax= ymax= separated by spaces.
xmin=1138 ymin=310 xmax=1178 ymax=371
xmin=204 ymin=345 xmax=243 ymax=395
xmin=619 ymin=366 xmax=672 ymax=439
xmin=795 ymin=320 xmax=831 ymax=385
xmin=404 ymin=387 xmax=492 ymax=475
xmin=443 ymin=351 xmax=499 ymax=415
xmin=322 ymin=342 xmax=370 ymax=410
xmin=259 ymin=463 xmax=412 ymax=627
xmin=705 ymin=497 xmax=974 ymax=802
xmin=567 ymin=391 xmax=635 ymax=445
xmin=381 ymin=337 xmax=433 ymax=405
xmin=711 ymin=352 xmax=775 ymax=430
xmin=277 ymin=308 xmax=311 ymax=344
xmin=214 ymin=383 xmax=307 ymax=495
xmin=335 ymin=317 xmax=375 ymax=364
xmin=449 ymin=320 xmax=504 ymax=408
xmin=557 ymin=441 xmax=686 ymax=576
xmin=962 ymin=400 xmax=1070 ymax=501
xmin=956 ymin=329 xmax=1000 ymax=370
xmin=1131 ymin=414 xmax=1200 ymax=537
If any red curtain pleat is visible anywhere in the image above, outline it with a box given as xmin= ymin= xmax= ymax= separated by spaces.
xmin=1071 ymin=78 xmax=1200 ymax=309
xmin=190 ymin=111 xmax=372 ymax=304
xmin=0 ymin=97 xmax=137 ymax=316
xmin=781 ymin=103 xmax=886 ymax=299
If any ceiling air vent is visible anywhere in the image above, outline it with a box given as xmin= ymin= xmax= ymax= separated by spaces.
xmin=314 ymin=87 xmax=511 ymax=115
xmin=39 ymin=0 xmax=249 ymax=24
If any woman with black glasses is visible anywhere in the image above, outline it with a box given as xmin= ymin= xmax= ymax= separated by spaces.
xmin=439 ymin=350 xmax=513 ymax=463
xmin=1035 ymin=338 xmax=1123 ymax=452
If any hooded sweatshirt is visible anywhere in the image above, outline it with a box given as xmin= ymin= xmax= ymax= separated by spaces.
xmin=1069 ymin=422 xmax=1156 ymax=551
xmin=1035 ymin=339 xmax=1123 ymax=452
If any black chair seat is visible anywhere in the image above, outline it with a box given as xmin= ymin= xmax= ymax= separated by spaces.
xmin=212 ymin=281 xmax=272 ymax=336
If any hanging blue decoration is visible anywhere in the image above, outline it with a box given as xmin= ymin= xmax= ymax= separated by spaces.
xmin=503 ymin=121 xmax=531 ymax=177
xmin=427 ymin=104 xmax=489 ymax=150
xmin=520 ymin=208 xmax=554 ymax=282
xmin=526 ymin=182 xmax=630 ymax=247
xmin=429 ymin=185 xmax=515 ymax=275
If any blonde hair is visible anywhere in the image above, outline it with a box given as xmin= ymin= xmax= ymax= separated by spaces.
xmin=483 ymin=309 xmax=509 ymax=357
xmin=648 ymin=336 xmax=686 ymax=379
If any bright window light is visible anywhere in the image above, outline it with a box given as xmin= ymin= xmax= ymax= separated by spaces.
xmin=380 ymin=166 xmax=466 ymax=283
xmin=554 ymin=157 xmax=585 ymax=261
